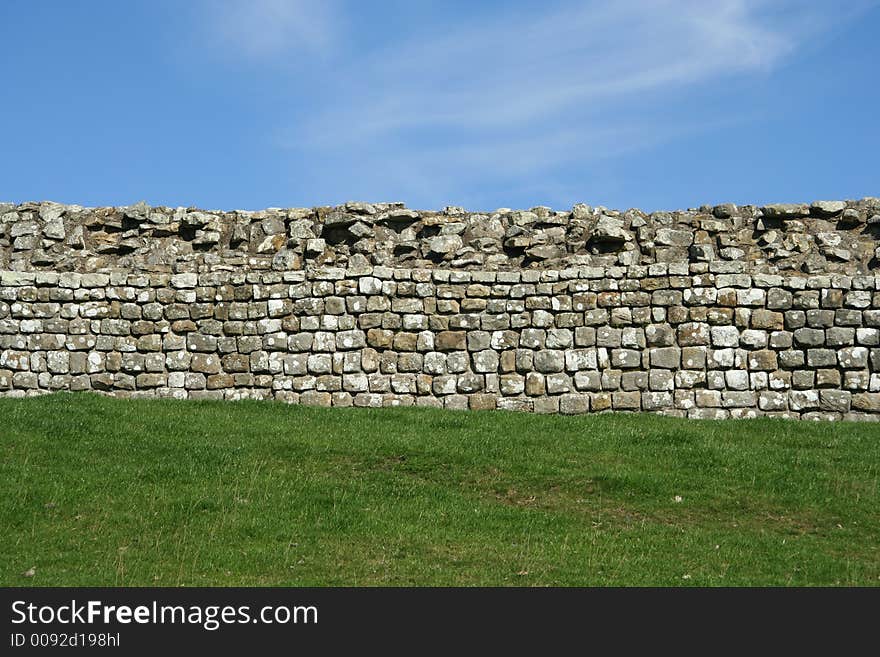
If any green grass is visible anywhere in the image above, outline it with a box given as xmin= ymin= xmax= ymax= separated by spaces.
xmin=1 ymin=393 xmax=879 ymax=586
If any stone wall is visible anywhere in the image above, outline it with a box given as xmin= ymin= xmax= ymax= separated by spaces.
xmin=2 ymin=198 xmax=880 ymax=419
xmin=3 ymin=198 xmax=880 ymax=275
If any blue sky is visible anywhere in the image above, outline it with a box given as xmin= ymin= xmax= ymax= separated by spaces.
xmin=1 ymin=0 xmax=878 ymax=212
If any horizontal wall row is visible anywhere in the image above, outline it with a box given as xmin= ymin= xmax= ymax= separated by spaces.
xmin=3 ymin=262 xmax=880 ymax=420
xmin=3 ymin=198 xmax=880 ymax=276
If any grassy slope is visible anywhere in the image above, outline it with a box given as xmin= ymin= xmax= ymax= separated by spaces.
xmin=1 ymin=393 xmax=878 ymax=586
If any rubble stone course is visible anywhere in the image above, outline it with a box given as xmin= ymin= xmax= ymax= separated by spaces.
xmin=2 ymin=198 xmax=880 ymax=420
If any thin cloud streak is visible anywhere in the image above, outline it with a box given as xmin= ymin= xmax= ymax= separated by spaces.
xmin=294 ymin=0 xmax=805 ymax=147
xmin=200 ymin=0 xmax=877 ymax=207
xmin=290 ymin=110 xmax=760 ymax=211
xmin=202 ymin=0 xmax=340 ymax=58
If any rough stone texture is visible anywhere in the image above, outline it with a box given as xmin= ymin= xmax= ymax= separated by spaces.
xmin=2 ymin=198 xmax=880 ymax=420
xmin=0 ymin=198 xmax=878 ymax=275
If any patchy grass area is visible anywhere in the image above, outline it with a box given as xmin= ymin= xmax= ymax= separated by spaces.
xmin=1 ymin=393 xmax=878 ymax=586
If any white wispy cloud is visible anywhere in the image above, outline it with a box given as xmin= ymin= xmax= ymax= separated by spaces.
xmin=199 ymin=0 xmax=876 ymax=208
xmin=202 ymin=0 xmax=340 ymax=58
xmin=295 ymin=0 xmax=817 ymax=144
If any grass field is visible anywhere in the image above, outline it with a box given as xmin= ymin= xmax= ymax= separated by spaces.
xmin=1 ymin=393 xmax=878 ymax=586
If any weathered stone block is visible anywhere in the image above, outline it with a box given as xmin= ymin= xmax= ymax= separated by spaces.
xmin=534 ymin=350 xmax=565 ymax=373
xmin=546 ymin=373 xmax=572 ymax=394
xmin=611 ymin=349 xmax=640 ymax=369
xmin=525 ymin=372 xmax=545 ymax=396
xmin=648 ymin=369 xmax=674 ymax=391
xmin=559 ymin=393 xmax=590 ymax=414
xmin=573 ymin=370 xmax=601 ymax=391
xmin=680 ymin=347 xmax=706 ymax=369
xmin=748 ymin=350 xmax=777 ymax=371
xmin=472 ymin=350 xmax=499 ymax=373
xmin=852 ymin=393 xmax=880 ymax=412
xmin=611 ymin=391 xmax=640 ymax=410
xmin=435 ymin=331 xmax=466 ymax=351
xmin=677 ymin=322 xmax=709 ymax=346
xmin=750 ymin=310 xmax=784 ymax=330
xmin=758 ymin=391 xmax=787 ymax=411
xmin=819 ymin=390 xmax=851 ymax=412
xmin=591 ymin=392 xmax=612 ymax=412
xmin=838 ymin=346 xmax=869 ymax=369
xmin=789 ymin=389 xmax=820 ymax=411
xmin=722 ymin=391 xmax=756 ymax=408
xmin=642 ymin=392 xmax=673 ymax=411
xmin=649 ymin=347 xmax=680 ymax=369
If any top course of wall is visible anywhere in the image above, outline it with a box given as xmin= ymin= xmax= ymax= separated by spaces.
xmin=2 ymin=198 xmax=879 ymax=275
